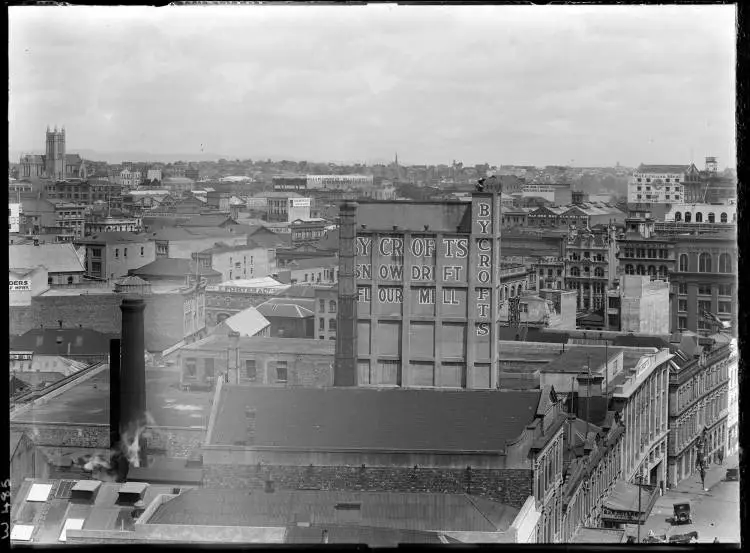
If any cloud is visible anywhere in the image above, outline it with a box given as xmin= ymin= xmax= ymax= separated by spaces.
xmin=9 ymin=4 xmax=737 ymax=167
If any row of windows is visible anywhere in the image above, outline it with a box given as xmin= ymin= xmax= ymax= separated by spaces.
xmin=113 ymin=246 xmax=145 ymax=258
xmin=318 ymin=300 xmax=337 ymax=313
xmin=621 ymin=248 xmax=670 ymax=259
xmin=567 ymin=281 xmax=606 ymax=293
xmin=677 ymin=283 xmax=733 ymax=296
xmin=319 ymin=317 xmax=337 ymax=331
xmin=674 ymin=212 xmax=732 ymax=223
xmin=185 ymin=358 xmax=288 ymax=383
xmin=678 ymin=253 xmax=732 ymax=273
xmin=623 ymin=264 xmax=669 ymax=277
xmin=677 ymin=299 xmax=733 ymax=314
xmin=569 ymin=267 xmax=606 ymax=277
xmin=569 ymin=252 xmax=605 ymax=261
xmin=636 ymin=177 xmax=681 ymax=183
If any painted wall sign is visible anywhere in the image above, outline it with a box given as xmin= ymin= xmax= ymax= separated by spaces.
xmin=9 ymin=280 xmax=31 ymax=291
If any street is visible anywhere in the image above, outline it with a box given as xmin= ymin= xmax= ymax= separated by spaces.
xmin=641 ymin=453 xmax=740 ymax=544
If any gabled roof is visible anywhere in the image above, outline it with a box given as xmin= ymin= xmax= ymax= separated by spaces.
xmin=219 ymin=307 xmax=270 ymax=337
xmin=284 ymin=256 xmax=339 ymax=271
xmin=129 ymin=258 xmax=221 ymax=278
xmin=148 ymin=489 xmax=519 ymax=535
xmin=178 ymin=214 xmax=237 ymax=228
xmin=10 ymin=328 xmax=113 ymax=356
xmin=9 ymin=243 xmax=85 ymax=273
xmin=278 ymin=285 xmax=318 ymax=299
xmin=636 ymin=164 xmax=691 ymax=174
xmin=210 ymin=386 xmax=542 ymax=452
xmin=256 ymin=298 xmax=315 ymax=319
xmin=77 ymin=232 xmax=149 ymax=244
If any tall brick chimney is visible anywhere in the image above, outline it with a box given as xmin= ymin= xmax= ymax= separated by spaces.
xmin=334 ymin=201 xmax=358 ymax=386
xmin=109 ymin=338 xmax=121 ymax=449
xmin=120 ymin=298 xmax=148 ymax=455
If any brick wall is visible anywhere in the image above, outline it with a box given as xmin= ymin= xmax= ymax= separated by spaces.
xmin=10 ymin=422 xmax=204 ymax=458
xmin=203 ymin=464 xmax=533 ymax=509
xmin=11 ymin=422 xmax=110 ymax=449
xmin=10 ymin=293 xmax=194 ymax=352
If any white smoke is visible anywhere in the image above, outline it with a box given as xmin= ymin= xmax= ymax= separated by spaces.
xmin=82 ymin=454 xmax=111 ymax=472
xmin=119 ymin=411 xmax=155 ymax=469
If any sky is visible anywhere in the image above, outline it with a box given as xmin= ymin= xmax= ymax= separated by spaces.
xmin=9 ymin=4 xmax=737 ymax=168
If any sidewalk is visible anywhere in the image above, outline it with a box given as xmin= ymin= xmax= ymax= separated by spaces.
xmin=641 ymin=451 xmax=740 ymax=543
xmin=665 ymin=451 xmax=738 ymax=496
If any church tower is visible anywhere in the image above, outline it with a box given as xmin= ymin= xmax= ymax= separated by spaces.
xmin=45 ymin=125 xmax=66 ymax=180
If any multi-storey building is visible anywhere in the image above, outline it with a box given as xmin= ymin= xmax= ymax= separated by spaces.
xmin=335 ymin=192 xmax=505 ymax=388
xmin=77 ymin=232 xmax=156 ymax=280
xmin=610 ymin=348 xmax=671 ymax=488
xmin=9 ymin=202 xmax=21 ymax=233
xmin=725 ymin=336 xmax=739 ymax=455
xmin=84 ymin=213 xmax=142 ymax=235
xmin=616 ymin=220 xmax=675 ymax=280
xmin=666 ymin=336 xmax=731 ymax=487
xmin=290 ymin=218 xmax=327 ymax=246
xmin=306 ymin=174 xmax=373 ymax=190
xmin=314 ymin=285 xmax=338 ymax=341
xmin=535 ymin=256 xmax=565 ymax=291
xmin=564 ymin=225 xmax=618 ymax=312
xmin=671 ymin=230 xmax=737 ymax=335
xmin=192 ymin=242 xmax=271 ymax=282
xmin=50 ymin=202 xmax=86 ymax=238
xmin=627 ymin=164 xmax=700 ymax=204
xmin=665 ymin=202 xmax=737 ymax=225
xmin=605 ymin=275 xmax=670 ymax=334
xmin=560 ymin=413 xmax=625 ymax=541
xmin=266 ymin=192 xmax=312 ymax=222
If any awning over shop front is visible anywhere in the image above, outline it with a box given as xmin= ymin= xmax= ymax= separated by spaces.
xmin=600 ymin=481 xmax=659 ymax=525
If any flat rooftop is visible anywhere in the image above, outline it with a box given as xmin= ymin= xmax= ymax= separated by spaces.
xmin=11 ymin=364 xmax=210 ymax=428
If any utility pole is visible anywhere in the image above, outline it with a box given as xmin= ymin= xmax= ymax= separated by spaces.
xmin=636 ymin=472 xmax=643 ymax=544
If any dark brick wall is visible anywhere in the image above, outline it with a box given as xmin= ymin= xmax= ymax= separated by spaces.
xmin=203 ymin=464 xmax=533 ymax=509
xmin=10 ymin=422 xmax=204 ymax=458
xmin=10 ymin=293 xmax=191 ymax=352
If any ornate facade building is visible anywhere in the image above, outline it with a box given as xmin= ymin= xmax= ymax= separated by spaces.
xmin=667 ymin=335 xmax=731 ymax=488
xmin=564 ymin=225 xmax=618 ymax=312
xmin=19 ymin=126 xmax=87 ymax=181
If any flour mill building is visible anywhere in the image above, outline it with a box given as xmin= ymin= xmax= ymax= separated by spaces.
xmin=334 ymin=191 xmax=509 ymax=389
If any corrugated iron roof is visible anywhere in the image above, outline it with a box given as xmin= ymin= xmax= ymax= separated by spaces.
xmin=147 ymin=489 xmax=519 ymax=534
xmin=9 ymin=243 xmax=85 ymax=274
xmin=210 ymin=386 xmax=541 ymax=452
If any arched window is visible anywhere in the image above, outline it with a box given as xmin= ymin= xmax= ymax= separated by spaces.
xmin=675 ymin=212 xmax=682 ymax=222
xmin=695 ymin=212 xmax=703 ymax=223
xmin=594 ymin=267 xmax=604 ymax=277
xmin=699 ymin=253 xmax=712 ymax=273
xmin=721 ymin=212 xmax=728 ymax=223
xmin=625 ymin=264 xmax=634 ymax=275
xmin=719 ymin=253 xmax=732 ymax=273
xmin=708 ymin=213 xmax=715 ymax=223
xmin=684 ymin=212 xmax=692 ymax=223
xmin=504 ymin=286 xmax=508 ymax=299
xmin=659 ymin=265 xmax=668 ymax=277
xmin=636 ymin=265 xmax=646 ymax=275
xmin=510 ymin=286 xmax=515 ymax=298
xmin=571 ymin=267 xmax=580 ymax=277
xmin=329 ymin=300 xmax=337 ymax=313
xmin=647 ymin=265 xmax=656 ymax=276
xmin=679 ymin=254 xmax=688 ymax=272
